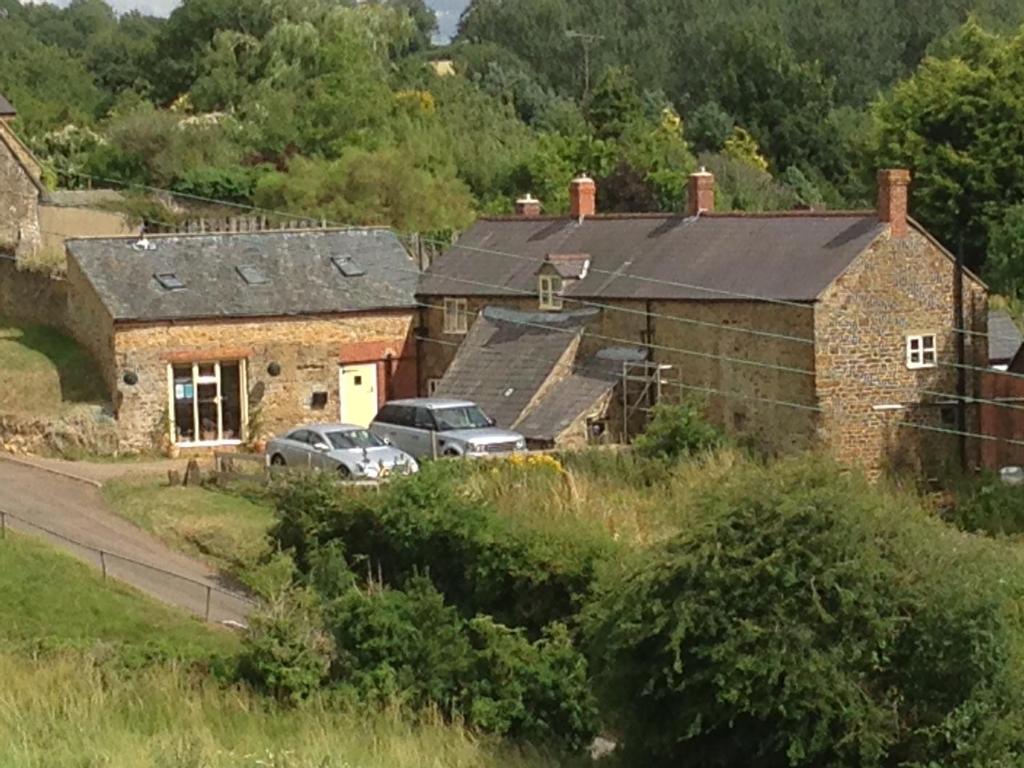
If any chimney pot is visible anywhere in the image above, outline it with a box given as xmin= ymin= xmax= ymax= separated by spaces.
xmin=515 ymin=193 xmax=541 ymax=218
xmin=569 ymin=175 xmax=596 ymax=219
xmin=687 ymin=169 xmax=715 ymax=217
xmin=878 ymin=168 xmax=911 ymax=238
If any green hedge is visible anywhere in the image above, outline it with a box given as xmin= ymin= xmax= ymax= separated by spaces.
xmin=271 ymin=464 xmax=615 ymax=636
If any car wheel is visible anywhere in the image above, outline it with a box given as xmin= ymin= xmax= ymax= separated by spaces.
xmin=443 ymin=447 xmax=461 ymax=458
xmin=270 ymin=454 xmax=286 ymax=467
xmin=337 ymin=464 xmax=352 ymax=479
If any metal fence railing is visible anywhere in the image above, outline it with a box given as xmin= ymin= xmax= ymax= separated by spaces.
xmin=0 ymin=509 xmax=258 ymax=625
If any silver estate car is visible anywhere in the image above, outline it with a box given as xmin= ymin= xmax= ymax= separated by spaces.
xmin=266 ymin=423 xmax=418 ymax=479
xmin=369 ymin=398 xmax=526 ymax=459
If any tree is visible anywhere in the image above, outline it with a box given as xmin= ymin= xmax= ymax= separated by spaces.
xmin=254 ymin=149 xmax=476 ymax=233
xmin=869 ymin=20 xmax=1024 ymax=270
xmin=985 ymin=203 xmax=1024 ymax=298
xmin=586 ymin=457 xmax=1024 ymax=767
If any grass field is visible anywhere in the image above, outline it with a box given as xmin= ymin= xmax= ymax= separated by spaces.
xmin=0 ymin=317 xmax=107 ymax=417
xmin=103 ymin=479 xmax=276 ymax=573
xmin=0 ymin=531 xmax=238 ymax=660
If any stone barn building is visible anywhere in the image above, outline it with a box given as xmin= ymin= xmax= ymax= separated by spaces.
xmin=65 ymin=228 xmax=418 ymax=452
xmin=419 ymin=169 xmax=989 ymax=474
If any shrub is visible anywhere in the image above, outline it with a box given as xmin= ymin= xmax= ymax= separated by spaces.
xmin=585 ymin=457 xmax=1024 ymax=767
xmin=271 ymin=465 xmax=614 ymax=636
xmin=237 ymin=588 xmax=334 ymax=704
xmin=632 ymin=400 xmax=725 ymax=462
xmin=324 ymin=577 xmax=599 ymax=749
xmin=946 ymin=477 xmax=1024 ymax=536
xmin=326 ymin=577 xmax=472 ymax=710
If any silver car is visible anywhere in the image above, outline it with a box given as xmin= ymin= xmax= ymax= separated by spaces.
xmin=369 ymin=398 xmax=526 ymax=459
xmin=266 ymin=423 xmax=418 ymax=479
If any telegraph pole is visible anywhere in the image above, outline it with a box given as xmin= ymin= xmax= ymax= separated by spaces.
xmin=565 ymin=30 xmax=604 ymax=101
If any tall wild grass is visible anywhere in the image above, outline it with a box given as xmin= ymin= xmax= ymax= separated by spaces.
xmin=0 ymin=652 xmax=569 ymax=768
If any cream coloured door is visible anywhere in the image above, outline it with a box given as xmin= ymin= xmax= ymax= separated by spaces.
xmin=339 ymin=363 xmax=379 ymax=426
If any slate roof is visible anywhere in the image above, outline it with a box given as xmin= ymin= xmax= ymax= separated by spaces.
xmin=67 ymin=229 xmax=418 ymax=322
xmin=0 ymin=94 xmax=15 ymax=117
xmin=433 ymin=306 xmax=597 ymax=429
xmin=989 ymin=310 xmax=1023 ymax=364
xmin=419 ymin=213 xmax=886 ymax=301
xmin=515 ymin=367 xmax=617 ymax=442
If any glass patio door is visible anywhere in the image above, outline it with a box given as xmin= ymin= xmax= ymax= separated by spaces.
xmin=169 ymin=361 xmax=244 ymax=445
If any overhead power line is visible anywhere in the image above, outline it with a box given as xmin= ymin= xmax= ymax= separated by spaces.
xmin=34 ymin=159 xmax=1022 ymax=350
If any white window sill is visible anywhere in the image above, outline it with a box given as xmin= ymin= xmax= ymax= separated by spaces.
xmin=906 ymin=364 xmax=937 ymax=371
xmin=174 ymin=439 xmax=244 ymax=449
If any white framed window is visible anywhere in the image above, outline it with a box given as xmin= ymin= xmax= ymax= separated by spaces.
xmin=538 ymin=275 xmax=563 ymax=310
xmin=167 ymin=359 xmax=247 ymax=446
xmin=906 ymin=334 xmax=937 ymax=369
xmin=443 ymin=297 xmax=469 ymax=334
xmin=427 ymin=378 xmax=442 ymax=396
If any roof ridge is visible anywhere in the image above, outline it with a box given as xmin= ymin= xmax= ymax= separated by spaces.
xmin=478 ymin=210 xmax=876 ymax=222
xmin=65 ymin=226 xmax=392 ymax=244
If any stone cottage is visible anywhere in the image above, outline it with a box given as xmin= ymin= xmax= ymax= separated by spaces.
xmin=0 ymin=93 xmax=132 ymax=267
xmin=419 ymin=169 xmax=989 ymax=474
xmin=65 ymin=228 xmax=419 ymax=451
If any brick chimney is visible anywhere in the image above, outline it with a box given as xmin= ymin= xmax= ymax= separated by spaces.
xmin=569 ymin=175 xmax=596 ymax=219
xmin=687 ymin=168 xmax=715 ymax=216
xmin=878 ymin=168 xmax=911 ymax=238
xmin=515 ymin=193 xmax=541 ymax=217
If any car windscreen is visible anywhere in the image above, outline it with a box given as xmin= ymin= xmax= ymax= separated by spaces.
xmin=433 ymin=406 xmax=492 ymax=431
xmin=326 ymin=429 xmax=385 ymax=450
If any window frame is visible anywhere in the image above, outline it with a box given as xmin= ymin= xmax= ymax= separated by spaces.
xmin=166 ymin=359 xmax=247 ymax=447
xmin=906 ymin=334 xmax=938 ymax=370
xmin=538 ymin=274 xmax=564 ymax=310
xmin=427 ymin=378 xmax=442 ymax=396
xmin=443 ymin=297 xmax=469 ymax=334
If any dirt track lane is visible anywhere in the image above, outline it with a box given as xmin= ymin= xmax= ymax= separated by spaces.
xmin=0 ymin=458 xmax=252 ymax=624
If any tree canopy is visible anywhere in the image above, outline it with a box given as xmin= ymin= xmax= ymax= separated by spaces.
xmin=7 ymin=0 xmax=1024 ymax=286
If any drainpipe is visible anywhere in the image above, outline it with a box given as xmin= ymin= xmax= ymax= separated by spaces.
xmin=955 ymin=236 xmax=967 ymax=471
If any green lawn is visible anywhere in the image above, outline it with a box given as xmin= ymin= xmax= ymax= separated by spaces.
xmin=0 ymin=531 xmax=237 ymax=661
xmin=0 ymin=317 xmax=107 ymax=417
xmin=103 ymin=479 xmax=276 ymax=573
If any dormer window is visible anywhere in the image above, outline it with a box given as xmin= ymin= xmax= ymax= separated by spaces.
xmin=539 ymin=275 xmax=563 ymax=310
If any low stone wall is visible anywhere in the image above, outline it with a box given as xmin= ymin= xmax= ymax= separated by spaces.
xmin=0 ymin=256 xmax=67 ymax=329
xmin=0 ymin=407 xmax=118 ymax=457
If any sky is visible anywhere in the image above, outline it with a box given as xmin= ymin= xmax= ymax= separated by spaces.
xmin=22 ymin=0 xmax=469 ymax=39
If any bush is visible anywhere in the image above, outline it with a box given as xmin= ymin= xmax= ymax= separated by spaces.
xmin=947 ymin=477 xmax=1024 ymax=536
xmin=585 ymin=457 xmax=1024 ymax=767
xmin=271 ymin=465 xmax=614 ymax=636
xmin=633 ymin=400 xmax=724 ymax=462
xmin=324 ymin=577 xmax=599 ymax=749
xmin=237 ymin=588 xmax=334 ymax=704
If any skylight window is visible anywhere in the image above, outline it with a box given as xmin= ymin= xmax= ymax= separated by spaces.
xmin=236 ymin=264 xmax=269 ymax=286
xmin=331 ymin=255 xmax=366 ymax=277
xmin=154 ymin=272 xmax=185 ymax=291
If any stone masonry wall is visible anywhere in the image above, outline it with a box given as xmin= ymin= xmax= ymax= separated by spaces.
xmin=64 ymin=256 xmax=117 ymax=398
xmin=0 ymin=127 xmax=41 ymax=259
xmin=644 ymin=301 xmax=818 ymax=456
xmin=112 ymin=312 xmax=417 ymax=451
xmin=814 ymin=228 xmax=988 ymax=475
xmin=0 ymin=256 xmax=68 ymax=329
